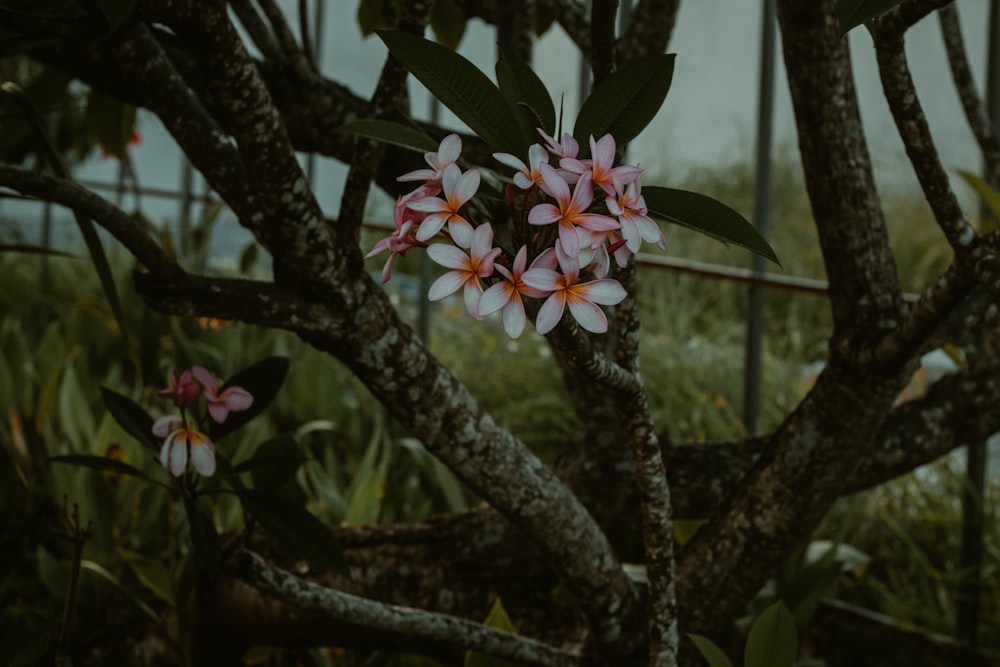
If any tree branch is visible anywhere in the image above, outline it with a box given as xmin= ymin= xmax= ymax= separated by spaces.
xmin=616 ymin=0 xmax=680 ymax=63
xmin=872 ymin=16 xmax=978 ymax=253
xmin=939 ymin=2 xmax=1000 ymax=186
xmin=234 ymin=550 xmax=582 ymax=667
xmin=0 ymin=165 xmax=182 ymax=279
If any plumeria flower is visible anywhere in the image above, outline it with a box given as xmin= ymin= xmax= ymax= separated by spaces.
xmin=192 ymin=366 xmax=254 ymax=424
xmin=397 ymin=133 xmax=462 ymax=185
xmin=427 ymin=222 xmax=502 ymax=319
xmin=537 ymin=128 xmax=579 ymax=159
xmin=606 ymin=179 xmax=666 ymax=252
xmin=528 ymin=163 xmax=620 ymax=258
xmin=522 ymin=247 xmax=627 ymax=335
xmin=408 ymin=163 xmax=481 ymax=248
xmin=561 ymin=134 xmax=642 ymax=196
xmin=478 ymin=246 xmax=556 ymax=338
xmin=158 ymin=369 xmax=200 ymax=408
xmin=493 ymin=144 xmax=548 ymax=190
xmin=365 ymin=187 xmax=433 ymax=283
xmin=153 ymin=415 xmax=216 ymax=477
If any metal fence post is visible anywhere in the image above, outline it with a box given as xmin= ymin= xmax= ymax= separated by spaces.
xmin=742 ymin=0 xmax=777 ymax=435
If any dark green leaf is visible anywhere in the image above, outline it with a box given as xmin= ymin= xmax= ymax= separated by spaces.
xmin=958 ymin=170 xmax=1000 ymax=233
xmin=377 ymin=30 xmax=524 ymax=154
xmin=573 ymin=54 xmax=675 ymax=148
xmin=95 ymin=0 xmax=137 ymax=29
xmin=430 ymin=0 xmax=467 ymax=50
xmin=686 ymin=634 xmax=734 ymax=667
xmin=49 ymin=454 xmax=166 ymax=488
xmin=643 ymin=186 xmax=781 ymax=267
xmin=100 ymin=386 xmax=157 ymax=450
xmin=238 ymin=489 xmax=349 ymax=575
xmin=533 ymin=3 xmax=556 ymax=36
xmin=356 ymin=0 xmax=386 ymax=37
xmin=187 ymin=502 xmax=222 ymax=575
xmin=496 ymin=47 xmax=555 ymax=137
xmin=337 ymin=119 xmax=439 ymax=153
xmin=239 ymin=241 xmax=259 ymax=274
xmin=85 ymin=88 xmax=136 ymax=159
xmin=837 ymin=0 xmax=905 ymax=35
xmin=744 ymin=601 xmax=798 ymax=667
xmin=244 ymin=435 xmax=306 ymax=490
xmin=208 ymin=357 xmax=290 ymax=442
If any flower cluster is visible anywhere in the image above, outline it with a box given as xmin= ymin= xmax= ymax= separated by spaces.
xmin=366 ymin=129 xmax=666 ymax=338
xmin=153 ymin=367 xmax=253 ymax=478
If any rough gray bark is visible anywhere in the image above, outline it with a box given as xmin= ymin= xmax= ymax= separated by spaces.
xmin=1 ymin=0 xmax=998 ymax=665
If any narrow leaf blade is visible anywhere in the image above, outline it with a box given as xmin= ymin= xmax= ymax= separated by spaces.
xmin=239 ymin=489 xmax=349 ymax=576
xmin=208 ymin=357 xmax=290 ymax=441
xmin=49 ymin=453 xmax=163 ymax=487
xmin=573 ymin=54 xmax=675 ymax=147
xmin=497 ymin=47 xmax=555 ymax=136
xmin=337 ymin=119 xmax=439 ymax=153
xmin=743 ymin=601 xmax=798 ymax=667
xmin=100 ymin=386 xmax=157 ymax=450
xmin=643 ymin=186 xmax=781 ymax=267
xmin=686 ymin=634 xmax=735 ymax=667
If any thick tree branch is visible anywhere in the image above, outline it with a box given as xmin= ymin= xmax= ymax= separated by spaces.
xmin=616 ymin=0 xmax=680 ymax=63
xmin=234 ymin=551 xmax=582 ymax=667
xmin=776 ymin=0 xmax=904 ymax=345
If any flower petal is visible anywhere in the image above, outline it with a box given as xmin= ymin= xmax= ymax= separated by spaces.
xmin=428 ymin=271 xmax=468 ymax=301
xmin=427 ymin=243 xmax=471 ymax=270
xmin=528 ymin=203 xmax=560 ymax=226
xmin=153 ymin=415 xmax=182 ymax=438
xmin=576 ymin=278 xmax=627 ymax=305
xmin=414 ymin=213 xmax=449 ymax=242
xmin=534 ymin=293 xmax=566 ymax=335
xmin=537 ymin=162 xmax=570 ymax=203
xmin=502 ymin=299 xmax=527 ymax=339
xmin=463 ymin=281 xmax=484 ymax=320
xmin=479 ymin=281 xmax=513 ymax=317
xmin=437 ymin=133 xmax=462 ymax=164
xmin=493 ymin=152 xmax=528 ymax=172
xmin=448 ymin=217 xmax=475 ymax=249
xmin=452 ymin=168 xmax=481 ymax=205
xmin=189 ymin=434 xmax=216 ymax=477
xmin=521 ymin=267 xmax=562 ymax=291
xmin=567 ymin=297 xmax=609 ymax=333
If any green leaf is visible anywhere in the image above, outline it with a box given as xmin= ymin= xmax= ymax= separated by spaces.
xmin=208 ymin=357 xmax=290 ymax=442
xmin=187 ymin=502 xmax=221 ymax=575
xmin=744 ymin=600 xmax=798 ymax=667
xmin=85 ymin=88 xmax=136 ymax=159
xmin=496 ymin=47 xmax=555 ymax=138
xmin=118 ymin=548 xmax=175 ymax=605
xmin=958 ymin=169 xmax=1000 ymax=233
xmin=430 ymin=0 xmax=467 ymax=50
xmin=377 ymin=30 xmax=525 ymax=154
xmin=244 ymin=434 xmax=306 ymax=490
xmin=238 ymin=489 xmax=349 ymax=576
xmin=642 ymin=186 xmax=781 ymax=267
xmin=573 ymin=53 xmax=675 ymax=148
xmin=337 ymin=119 xmax=439 ymax=153
xmin=100 ymin=386 xmax=157 ymax=451
xmin=686 ymin=634 xmax=734 ymax=667
xmin=356 ymin=0 xmax=386 ymax=37
xmin=95 ymin=0 xmax=137 ymax=30
xmin=48 ymin=454 xmax=166 ymax=488
xmin=837 ymin=0 xmax=905 ymax=35
xmin=465 ymin=598 xmax=518 ymax=667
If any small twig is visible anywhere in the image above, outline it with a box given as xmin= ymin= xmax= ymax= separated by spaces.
xmin=255 ymin=0 xmax=303 ymax=58
xmin=236 ymin=550 xmax=582 ymax=667
xmin=0 ymin=164 xmax=184 ymax=279
xmin=939 ymin=3 xmax=1000 ymax=186
xmin=871 ymin=25 xmax=977 ymax=252
xmin=229 ymin=0 xmax=286 ymax=63
xmin=57 ymin=498 xmax=93 ymax=651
